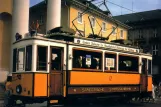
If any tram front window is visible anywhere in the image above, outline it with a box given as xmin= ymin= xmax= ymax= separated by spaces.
xmin=73 ymin=49 xmax=102 ymax=70
xmin=25 ymin=45 xmax=32 ymax=71
xmin=37 ymin=46 xmax=47 ymax=71
xmin=119 ymin=55 xmax=138 ymax=72
xmin=17 ymin=48 xmax=25 ymax=71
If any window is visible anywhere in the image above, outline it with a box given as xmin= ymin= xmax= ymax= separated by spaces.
xmin=142 ymin=58 xmax=147 ymax=74
xmin=37 ymin=46 xmax=47 ymax=71
xmin=120 ymin=30 xmax=124 ymax=38
xmin=105 ymin=53 xmax=116 ymax=71
xmin=153 ymin=28 xmax=157 ymax=37
xmin=25 ymin=45 xmax=32 ymax=71
xmin=119 ymin=55 xmax=138 ymax=72
xmin=112 ymin=26 xmax=116 ymax=34
xmin=39 ymin=15 xmax=43 ymax=24
xmin=102 ymin=22 xmax=106 ymax=31
xmin=78 ymin=12 xmax=83 ymax=23
xmin=90 ymin=17 xmax=95 ymax=27
xmin=17 ymin=48 xmax=25 ymax=71
xmin=148 ymin=60 xmax=152 ymax=75
xmin=51 ymin=48 xmax=62 ymax=71
xmin=152 ymin=45 xmax=159 ymax=56
xmin=138 ymin=30 xmax=143 ymax=38
xmin=73 ymin=49 xmax=102 ymax=70
xmin=13 ymin=49 xmax=17 ymax=72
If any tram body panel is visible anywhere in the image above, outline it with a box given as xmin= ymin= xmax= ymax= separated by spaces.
xmin=147 ymin=76 xmax=152 ymax=92
xmin=69 ymin=71 xmax=140 ymax=85
xmin=34 ymin=73 xmax=48 ymax=97
xmin=11 ymin=73 xmax=33 ymax=97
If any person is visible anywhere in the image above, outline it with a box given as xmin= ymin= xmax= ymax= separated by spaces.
xmin=152 ymin=83 xmax=156 ymax=101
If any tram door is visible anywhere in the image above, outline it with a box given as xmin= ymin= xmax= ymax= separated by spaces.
xmin=141 ymin=58 xmax=148 ymax=92
xmin=50 ymin=47 xmax=63 ymax=96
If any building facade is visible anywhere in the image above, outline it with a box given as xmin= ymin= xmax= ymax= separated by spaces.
xmin=114 ymin=9 xmax=161 ymax=83
xmin=0 ymin=0 xmax=12 ymax=72
xmin=29 ymin=0 xmax=130 ymax=42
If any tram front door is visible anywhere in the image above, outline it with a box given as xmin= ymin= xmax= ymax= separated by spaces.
xmin=141 ymin=58 xmax=148 ymax=92
xmin=50 ymin=47 xmax=63 ymax=96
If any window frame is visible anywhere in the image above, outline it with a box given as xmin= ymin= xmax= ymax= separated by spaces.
xmin=102 ymin=22 xmax=106 ymax=32
xmin=118 ymin=54 xmax=139 ymax=73
xmin=90 ymin=16 xmax=96 ymax=28
xmin=36 ymin=45 xmax=48 ymax=71
xmin=120 ymin=29 xmax=124 ymax=39
xmin=72 ymin=48 xmax=103 ymax=71
xmin=152 ymin=45 xmax=159 ymax=56
xmin=77 ymin=11 xmax=83 ymax=24
xmin=104 ymin=52 xmax=117 ymax=72
xmin=153 ymin=28 xmax=157 ymax=38
xmin=112 ymin=26 xmax=116 ymax=34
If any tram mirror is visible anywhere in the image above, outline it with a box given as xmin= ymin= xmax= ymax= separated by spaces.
xmin=69 ymin=54 xmax=73 ymax=59
xmin=0 ymin=71 xmax=9 ymax=84
xmin=139 ymin=62 xmax=143 ymax=66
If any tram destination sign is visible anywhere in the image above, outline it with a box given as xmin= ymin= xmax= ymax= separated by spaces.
xmin=74 ymin=38 xmax=140 ymax=53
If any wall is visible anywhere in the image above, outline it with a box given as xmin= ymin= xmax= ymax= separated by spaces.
xmin=0 ymin=0 xmax=12 ymax=14
xmin=0 ymin=14 xmax=12 ymax=72
xmin=69 ymin=6 xmax=128 ymax=41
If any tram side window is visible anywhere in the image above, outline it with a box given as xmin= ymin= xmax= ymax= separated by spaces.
xmin=37 ymin=46 xmax=47 ymax=71
xmin=148 ymin=60 xmax=152 ymax=75
xmin=17 ymin=48 xmax=25 ymax=71
xmin=25 ymin=45 xmax=32 ymax=71
xmin=73 ymin=49 xmax=102 ymax=70
xmin=119 ymin=55 xmax=138 ymax=72
xmin=105 ymin=53 xmax=116 ymax=71
xmin=142 ymin=58 xmax=147 ymax=74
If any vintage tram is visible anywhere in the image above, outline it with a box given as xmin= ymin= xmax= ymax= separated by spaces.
xmin=5 ymin=33 xmax=153 ymax=106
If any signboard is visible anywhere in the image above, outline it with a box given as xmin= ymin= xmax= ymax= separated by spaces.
xmin=106 ymin=58 xmax=115 ymax=68
xmin=86 ymin=55 xmax=91 ymax=66
xmin=74 ymin=38 xmax=139 ymax=53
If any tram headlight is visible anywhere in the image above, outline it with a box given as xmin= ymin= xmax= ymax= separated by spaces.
xmin=16 ymin=85 xmax=22 ymax=94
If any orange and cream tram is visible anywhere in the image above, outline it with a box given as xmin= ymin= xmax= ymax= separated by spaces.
xmin=5 ymin=33 xmax=153 ymax=106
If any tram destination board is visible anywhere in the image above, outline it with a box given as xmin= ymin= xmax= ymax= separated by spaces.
xmin=74 ymin=38 xmax=140 ymax=53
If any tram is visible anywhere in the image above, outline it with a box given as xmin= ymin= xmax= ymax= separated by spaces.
xmin=5 ymin=32 xmax=153 ymax=106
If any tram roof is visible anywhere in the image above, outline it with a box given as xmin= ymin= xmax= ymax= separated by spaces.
xmin=13 ymin=33 xmax=152 ymax=56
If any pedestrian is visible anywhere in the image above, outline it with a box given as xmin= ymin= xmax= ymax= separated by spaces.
xmin=152 ymin=84 xmax=156 ymax=102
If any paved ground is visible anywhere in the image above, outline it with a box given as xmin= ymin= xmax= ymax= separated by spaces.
xmin=0 ymin=98 xmax=161 ymax=107
xmin=3 ymin=99 xmax=160 ymax=107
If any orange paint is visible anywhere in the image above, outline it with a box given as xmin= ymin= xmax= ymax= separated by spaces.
xmin=70 ymin=71 xmax=140 ymax=85
xmin=11 ymin=73 xmax=33 ymax=97
xmin=147 ymin=76 xmax=152 ymax=92
xmin=34 ymin=74 xmax=48 ymax=97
